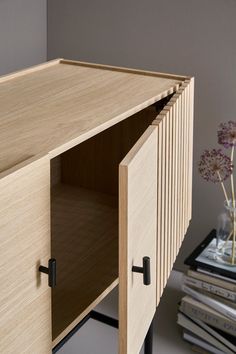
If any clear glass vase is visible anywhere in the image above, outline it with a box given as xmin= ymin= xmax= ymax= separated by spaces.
xmin=216 ymin=200 xmax=236 ymax=265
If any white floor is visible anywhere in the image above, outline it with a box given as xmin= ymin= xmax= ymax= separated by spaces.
xmin=58 ymin=271 xmax=194 ymax=354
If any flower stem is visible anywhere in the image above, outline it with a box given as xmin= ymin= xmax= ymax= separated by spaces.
xmin=220 ymin=230 xmax=233 ymax=249
xmin=217 ymin=171 xmax=230 ymax=206
xmin=232 ymin=212 xmax=235 ymax=265
xmin=231 ymin=146 xmax=235 ymax=207
xmin=230 ymin=147 xmax=235 ymax=264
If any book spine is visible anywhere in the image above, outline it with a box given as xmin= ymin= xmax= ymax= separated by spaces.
xmin=183 ymin=276 xmax=236 ymax=302
xmin=182 ymin=285 xmax=236 ymax=321
xmin=183 ymin=331 xmax=225 ymax=354
xmin=189 ymin=316 xmax=236 ymax=353
xmin=177 ymin=313 xmax=234 ymax=354
xmin=188 ymin=270 xmax=236 ymax=292
xmin=180 ymin=299 xmax=236 ymax=337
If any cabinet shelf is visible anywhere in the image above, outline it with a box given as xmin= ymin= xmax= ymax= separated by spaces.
xmin=51 ymin=184 xmax=118 ymax=346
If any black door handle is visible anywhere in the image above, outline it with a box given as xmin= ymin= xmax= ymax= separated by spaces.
xmin=132 ymin=256 xmax=151 ymax=286
xmin=39 ymin=258 xmax=57 ymax=288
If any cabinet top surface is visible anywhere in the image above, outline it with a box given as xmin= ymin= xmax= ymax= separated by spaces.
xmin=0 ymin=59 xmax=185 ymax=175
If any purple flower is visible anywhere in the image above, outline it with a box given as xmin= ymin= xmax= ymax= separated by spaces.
xmin=218 ymin=121 xmax=236 ymax=148
xmin=198 ymin=149 xmax=233 ymax=183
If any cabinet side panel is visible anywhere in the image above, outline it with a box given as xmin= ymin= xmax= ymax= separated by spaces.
xmin=0 ymin=157 xmax=51 ymax=354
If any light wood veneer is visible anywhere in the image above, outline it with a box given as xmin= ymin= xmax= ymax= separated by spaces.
xmin=0 ymin=59 xmax=194 ymax=354
xmin=0 ymin=59 xmax=183 ymax=173
xmin=51 ymin=184 xmax=118 ymax=346
xmin=0 ymin=156 xmax=51 ymax=354
xmin=119 ymin=126 xmax=157 ymax=354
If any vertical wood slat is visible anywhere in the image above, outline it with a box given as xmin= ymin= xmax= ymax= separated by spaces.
xmin=168 ymin=105 xmax=174 ymax=268
xmin=153 ymin=78 xmax=194 ymax=304
xmin=183 ymin=84 xmax=188 ymax=234
xmin=169 ymin=100 xmax=177 ymax=266
xmin=178 ymin=88 xmax=183 ymax=251
xmin=175 ymin=95 xmax=180 ymax=263
xmin=161 ymin=113 xmax=166 ymax=295
xmin=183 ymin=85 xmax=187 ymax=237
xmin=156 ymin=119 xmax=164 ymax=305
xmin=167 ymin=105 xmax=173 ymax=277
xmin=180 ymin=85 xmax=186 ymax=240
xmin=189 ymin=78 xmax=195 ymax=221
xmin=165 ymin=110 xmax=169 ymax=283
xmin=156 ymin=120 xmax=162 ymax=305
xmin=185 ymin=82 xmax=190 ymax=233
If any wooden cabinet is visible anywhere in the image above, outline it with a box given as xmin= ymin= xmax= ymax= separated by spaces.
xmin=0 ymin=59 xmax=194 ymax=354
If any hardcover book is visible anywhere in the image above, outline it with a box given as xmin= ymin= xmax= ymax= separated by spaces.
xmin=183 ymin=330 xmax=226 ymax=354
xmin=187 ymin=269 xmax=236 ymax=293
xmin=181 ymin=284 xmax=236 ymax=321
xmin=177 ymin=312 xmax=234 ymax=354
xmin=185 ymin=230 xmax=236 ymax=280
xmin=180 ymin=295 xmax=236 ymax=337
xmin=183 ymin=274 xmax=236 ymax=302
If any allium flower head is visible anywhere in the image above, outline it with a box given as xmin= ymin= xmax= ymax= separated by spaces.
xmin=218 ymin=121 xmax=236 ymax=148
xmin=198 ymin=149 xmax=233 ymax=183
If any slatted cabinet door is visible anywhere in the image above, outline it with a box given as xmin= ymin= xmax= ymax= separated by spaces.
xmin=152 ymin=78 xmax=194 ymax=304
xmin=119 ymin=126 xmax=157 ymax=354
xmin=0 ymin=156 xmax=51 ymax=354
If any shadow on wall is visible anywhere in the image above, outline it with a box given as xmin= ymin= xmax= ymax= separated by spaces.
xmin=47 ymin=0 xmax=236 ymax=270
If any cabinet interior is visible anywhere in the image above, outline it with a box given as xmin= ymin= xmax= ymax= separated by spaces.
xmin=50 ymin=97 xmax=171 ymax=344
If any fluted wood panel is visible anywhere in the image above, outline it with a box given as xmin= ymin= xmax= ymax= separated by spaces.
xmin=153 ymin=79 xmax=194 ymax=303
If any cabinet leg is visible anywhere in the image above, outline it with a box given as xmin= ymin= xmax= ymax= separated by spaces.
xmin=144 ymin=318 xmax=154 ymax=354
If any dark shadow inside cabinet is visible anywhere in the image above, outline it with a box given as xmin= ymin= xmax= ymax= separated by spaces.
xmin=50 ymin=97 xmax=171 ymax=344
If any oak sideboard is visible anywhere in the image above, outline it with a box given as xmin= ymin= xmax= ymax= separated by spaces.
xmin=0 ymin=59 xmax=194 ymax=354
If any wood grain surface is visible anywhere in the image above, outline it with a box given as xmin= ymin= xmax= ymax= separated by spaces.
xmin=0 ymin=59 xmax=182 ymax=174
xmin=0 ymin=156 xmax=51 ymax=354
xmin=51 ymin=184 xmax=118 ymax=346
xmin=152 ymin=78 xmax=194 ymax=304
xmin=61 ymin=106 xmax=158 ymax=195
xmin=119 ymin=126 xmax=157 ymax=354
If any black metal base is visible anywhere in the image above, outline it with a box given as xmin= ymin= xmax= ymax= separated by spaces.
xmin=144 ymin=318 xmax=154 ymax=354
xmin=52 ymin=313 xmax=91 ymax=353
xmin=90 ymin=310 xmax=119 ymax=329
xmin=52 ymin=310 xmax=154 ymax=353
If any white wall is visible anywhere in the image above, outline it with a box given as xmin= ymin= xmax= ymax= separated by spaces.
xmin=48 ymin=0 xmax=236 ymax=270
xmin=0 ymin=0 xmax=47 ymax=75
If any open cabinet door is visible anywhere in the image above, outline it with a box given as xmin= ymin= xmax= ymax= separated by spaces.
xmin=119 ymin=126 xmax=157 ymax=354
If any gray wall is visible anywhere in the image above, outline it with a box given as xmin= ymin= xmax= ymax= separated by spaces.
xmin=48 ymin=0 xmax=236 ymax=270
xmin=0 ymin=0 xmax=47 ymax=75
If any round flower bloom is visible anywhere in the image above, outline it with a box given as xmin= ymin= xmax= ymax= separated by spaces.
xmin=218 ymin=121 xmax=236 ymax=148
xmin=198 ymin=149 xmax=233 ymax=183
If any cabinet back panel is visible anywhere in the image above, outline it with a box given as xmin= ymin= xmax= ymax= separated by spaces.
xmin=60 ymin=99 xmax=170 ymax=196
xmin=51 ymin=185 xmax=118 ymax=344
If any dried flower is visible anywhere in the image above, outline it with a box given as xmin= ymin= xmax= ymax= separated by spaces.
xmin=218 ymin=121 xmax=236 ymax=148
xmin=198 ymin=149 xmax=233 ymax=183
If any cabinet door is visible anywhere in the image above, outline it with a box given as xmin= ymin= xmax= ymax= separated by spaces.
xmin=119 ymin=126 xmax=157 ymax=354
xmin=153 ymin=79 xmax=194 ymax=304
xmin=0 ymin=156 xmax=51 ymax=354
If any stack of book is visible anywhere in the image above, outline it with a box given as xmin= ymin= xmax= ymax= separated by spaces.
xmin=178 ymin=230 xmax=236 ymax=354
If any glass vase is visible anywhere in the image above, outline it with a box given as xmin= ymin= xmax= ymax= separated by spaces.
xmin=216 ymin=200 xmax=236 ymax=265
